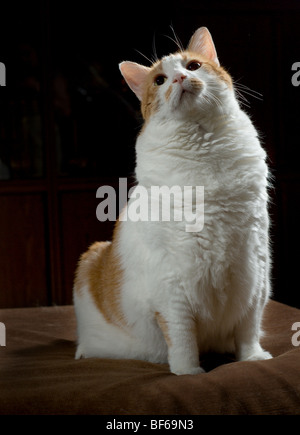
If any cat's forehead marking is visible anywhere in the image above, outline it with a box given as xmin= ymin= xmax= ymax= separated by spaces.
xmin=146 ymin=54 xmax=184 ymax=78
xmin=160 ymin=53 xmax=184 ymax=72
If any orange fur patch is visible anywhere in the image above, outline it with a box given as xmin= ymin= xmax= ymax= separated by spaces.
xmin=155 ymin=312 xmax=172 ymax=348
xmin=189 ymin=77 xmax=204 ymax=90
xmin=165 ymin=85 xmax=172 ymax=101
xmin=74 ymin=220 xmax=126 ymax=327
xmin=141 ymin=62 xmax=165 ymax=120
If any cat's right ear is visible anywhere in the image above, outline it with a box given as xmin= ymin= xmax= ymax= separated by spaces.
xmin=119 ymin=61 xmax=151 ymax=101
xmin=187 ymin=27 xmax=220 ymax=67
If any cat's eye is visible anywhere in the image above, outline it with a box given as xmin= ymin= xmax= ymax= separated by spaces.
xmin=186 ymin=61 xmax=202 ymax=71
xmin=154 ymin=75 xmax=167 ymax=86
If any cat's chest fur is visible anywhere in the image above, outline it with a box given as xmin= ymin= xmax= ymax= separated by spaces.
xmin=135 ymin=111 xmax=267 ymax=191
xmin=134 ymin=116 xmax=268 ymax=267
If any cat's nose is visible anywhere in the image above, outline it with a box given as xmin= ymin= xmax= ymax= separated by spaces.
xmin=173 ymin=73 xmax=187 ymax=83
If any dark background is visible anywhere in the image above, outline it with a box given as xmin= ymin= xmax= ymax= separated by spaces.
xmin=0 ymin=0 xmax=299 ymax=308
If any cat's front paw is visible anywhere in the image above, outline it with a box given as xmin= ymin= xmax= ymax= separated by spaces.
xmin=75 ymin=345 xmax=85 ymax=360
xmin=243 ymin=349 xmax=272 ymax=362
xmin=171 ymin=365 xmax=205 ymax=376
xmin=238 ymin=345 xmax=272 ymax=362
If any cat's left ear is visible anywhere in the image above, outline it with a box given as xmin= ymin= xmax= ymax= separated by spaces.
xmin=187 ymin=27 xmax=220 ymax=67
xmin=119 ymin=61 xmax=151 ymax=101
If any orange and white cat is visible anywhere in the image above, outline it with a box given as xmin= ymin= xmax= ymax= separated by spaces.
xmin=73 ymin=27 xmax=272 ymax=375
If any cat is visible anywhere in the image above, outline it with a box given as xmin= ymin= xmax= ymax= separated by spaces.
xmin=73 ymin=27 xmax=272 ymax=375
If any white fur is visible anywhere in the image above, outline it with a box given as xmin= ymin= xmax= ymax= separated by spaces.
xmin=74 ymin=51 xmax=272 ymax=375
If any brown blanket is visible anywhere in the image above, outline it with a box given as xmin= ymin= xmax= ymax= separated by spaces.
xmin=0 ymin=300 xmax=299 ymax=415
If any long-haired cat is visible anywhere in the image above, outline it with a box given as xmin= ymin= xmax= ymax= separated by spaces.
xmin=73 ymin=27 xmax=272 ymax=375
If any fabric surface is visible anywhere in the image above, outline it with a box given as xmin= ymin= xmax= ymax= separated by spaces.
xmin=0 ymin=300 xmax=299 ymax=415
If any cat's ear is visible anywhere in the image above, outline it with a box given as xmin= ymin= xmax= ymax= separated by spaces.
xmin=187 ymin=27 xmax=220 ymax=67
xmin=119 ymin=61 xmax=151 ymax=101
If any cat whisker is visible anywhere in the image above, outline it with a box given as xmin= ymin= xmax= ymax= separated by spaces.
xmin=152 ymin=33 xmax=158 ymax=62
xmin=235 ymin=87 xmax=263 ymax=102
xmin=234 ymin=80 xmax=263 ymax=96
xmin=135 ymin=49 xmax=156 ymax=66
xmin=234 ymin=89 xmax=251 ymax=109
xmin=169 ymin=24 xmax=184 ymax=52
xmin=204 ymin=90 xmax=224 ymax=114
xmin=163 ymin=24 xmax=185 ymax=53
xmin=233 ymin=81 xmax=263 ymax=102
xmin=202 ymin=95 xmax=212 ymax=109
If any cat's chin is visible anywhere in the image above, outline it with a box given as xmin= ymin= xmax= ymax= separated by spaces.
xmin=180 ymin=88 xmax=196 ymax=100
xmin=171 ymin=89 xmax=198 ymax=113
xmin=172 ymin=95 xmax=204 ymax=120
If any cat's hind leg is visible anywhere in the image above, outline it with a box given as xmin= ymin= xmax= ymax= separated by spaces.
xmin=73 ymin=240 xmax=132 ymax=360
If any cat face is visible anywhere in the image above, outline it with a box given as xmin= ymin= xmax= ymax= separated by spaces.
xmin=120 ymin=27 xmax=233 ymax=122
xmin=141 ymin=52 xmax=232 ymax=120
